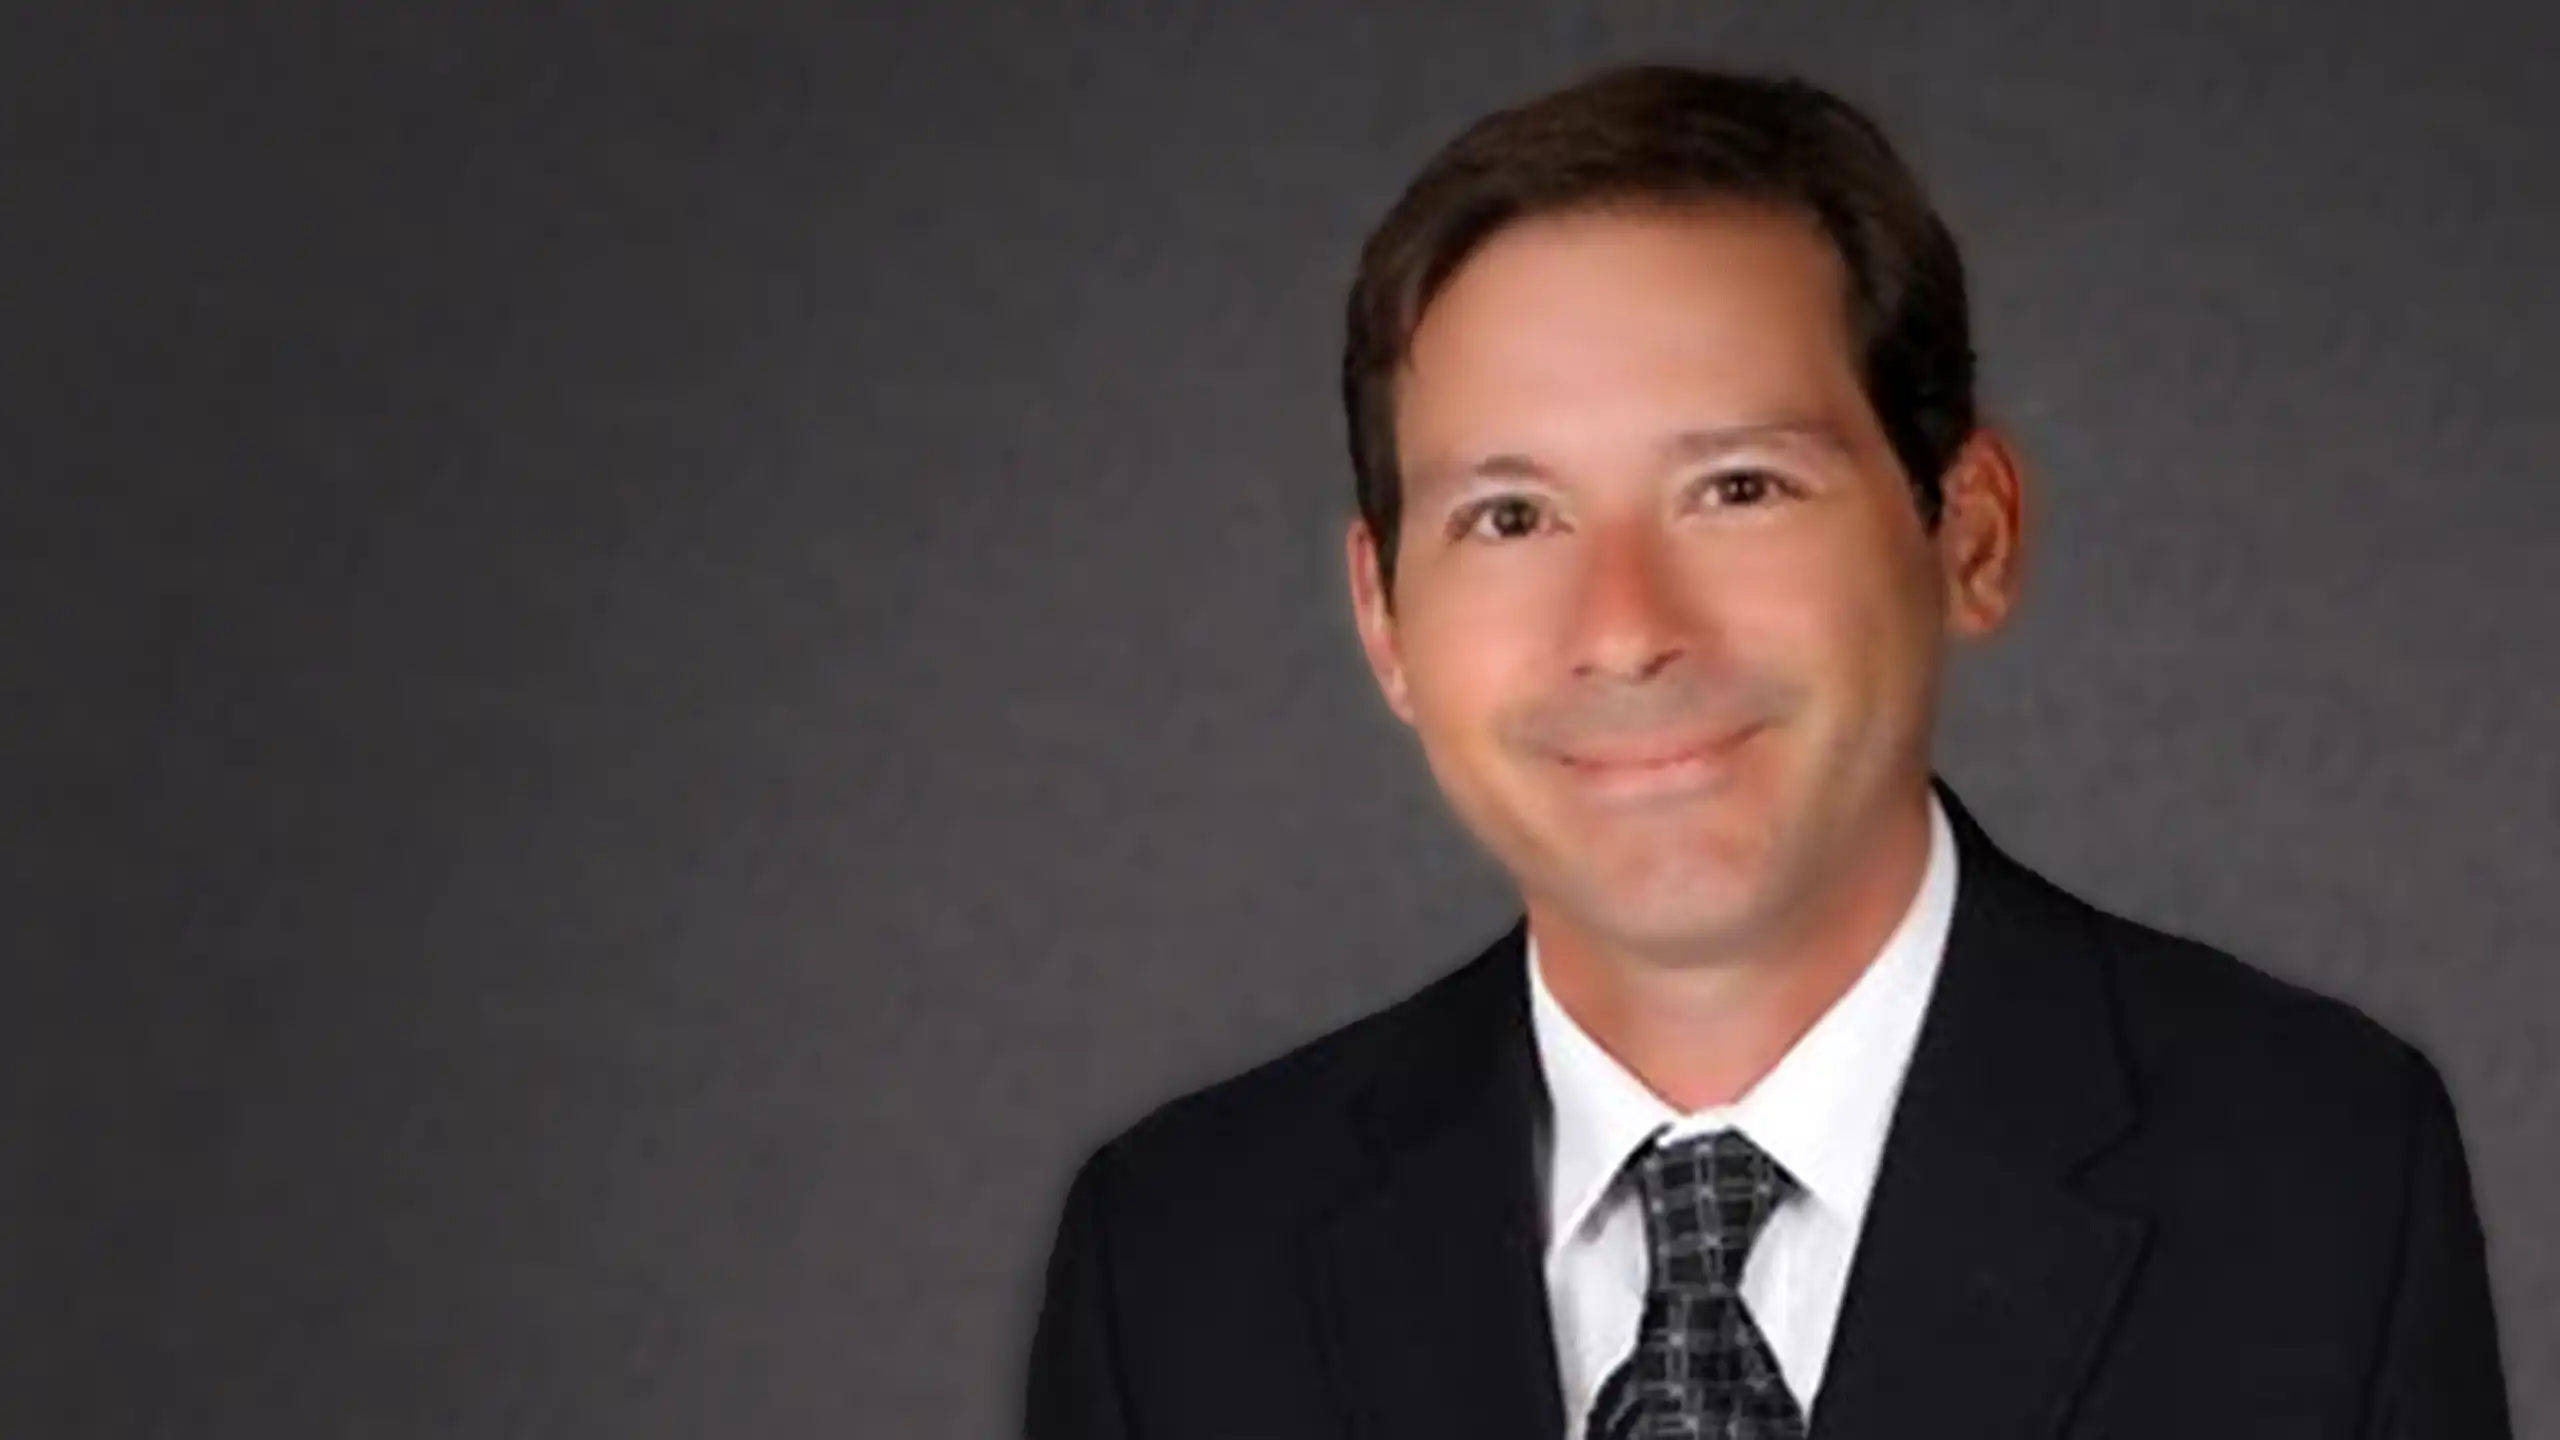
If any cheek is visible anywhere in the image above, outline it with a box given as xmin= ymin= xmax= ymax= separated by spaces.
xmin=1394 ymin=591 xmax=1553 ymax=770
xmin=1714 ymin=524 xmax=1935 ymax=724
xmin=1402 ymin=629 xmax=1515 ymax=739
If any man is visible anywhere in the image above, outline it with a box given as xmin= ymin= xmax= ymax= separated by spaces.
xmin=1024 ymin=65 xmax=2511 ymax=1439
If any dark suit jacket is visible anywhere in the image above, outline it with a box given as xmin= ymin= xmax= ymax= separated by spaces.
xmin=1024 ymin=788 xmax=2512 ymax=1438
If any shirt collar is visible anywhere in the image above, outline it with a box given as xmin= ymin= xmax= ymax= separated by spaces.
xmin=1527 ymin=792 xmax=1961 ymax=1258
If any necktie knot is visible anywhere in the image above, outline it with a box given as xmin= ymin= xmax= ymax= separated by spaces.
xmin=1631 ymin=1128 xmax=1798 ymax=1296
xmin=1586 ymin=1129 xmax=1810 ymax=1439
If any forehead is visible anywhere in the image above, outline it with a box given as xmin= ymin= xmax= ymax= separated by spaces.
xmin=1395 ymin=202 xmax=1864 ymax=463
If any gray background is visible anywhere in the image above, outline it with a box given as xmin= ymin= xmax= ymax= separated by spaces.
xmin=4 ymin=2 xmax=2553 ymax=1436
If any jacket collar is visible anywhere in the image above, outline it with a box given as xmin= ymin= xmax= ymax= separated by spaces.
xmin=1301 ymin=780 xmax=2150 ymax=1440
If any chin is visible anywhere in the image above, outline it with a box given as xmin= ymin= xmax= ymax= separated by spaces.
xmin=1549 ymin=858 xmax=1787 ymax=958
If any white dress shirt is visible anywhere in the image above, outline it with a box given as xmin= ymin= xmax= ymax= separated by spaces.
xmin=1526 ymin=793 xmax=1960 ymax=1434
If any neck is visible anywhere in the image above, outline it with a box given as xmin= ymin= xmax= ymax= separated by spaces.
xmin=1530 ymin=787 xmax=1935 ymax=1112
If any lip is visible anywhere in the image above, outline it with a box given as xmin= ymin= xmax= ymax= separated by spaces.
xmin=1553 ymin=722 xmax=1764 ymax=795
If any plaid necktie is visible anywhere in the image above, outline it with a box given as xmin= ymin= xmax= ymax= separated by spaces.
xmin=1584 ymin=1128 xmax=1808 ymax=1440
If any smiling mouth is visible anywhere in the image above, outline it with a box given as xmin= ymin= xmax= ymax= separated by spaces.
xmin=1553 ymin=722 xmax=1765 ymax=777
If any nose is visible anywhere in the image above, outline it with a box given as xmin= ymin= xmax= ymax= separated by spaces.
xmin=1566 ymin=522 xmax=1690 ymax=684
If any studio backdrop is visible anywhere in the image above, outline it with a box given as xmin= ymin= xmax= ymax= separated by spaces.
xmin=4 ymin=2 xmax=2553 ymax=1437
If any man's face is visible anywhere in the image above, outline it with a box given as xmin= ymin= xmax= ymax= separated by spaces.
xmin=1349 ymin=202 xmax=2012 ymax=960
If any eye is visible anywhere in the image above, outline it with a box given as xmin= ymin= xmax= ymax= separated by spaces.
xmin=1451 ymin=495 xmax=1552 ymax=543
xmin=1690 ymin=468 xmax=1799 ymax=510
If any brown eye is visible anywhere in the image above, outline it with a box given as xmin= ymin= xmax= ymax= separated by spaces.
xmin=1457 ymin=496 xmax=1547 ymax=542
xmin=1697 ymin=470 xmax=1793 ymax=509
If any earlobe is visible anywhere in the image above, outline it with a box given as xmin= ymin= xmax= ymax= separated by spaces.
xmin=1345 ymin=518 xmax=1416 ymax=724
xmin=1379 ymin=661 xmax=1414 ymax=723
xmin=1939 ymin=429 xmax=2027 ymax=639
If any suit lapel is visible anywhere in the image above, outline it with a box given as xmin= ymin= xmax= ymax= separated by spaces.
xmin=1302 ymin=787 xmax=2152 ymax=1440
xmin=1810 ymin=784 xmax=2150 ymax=1440
xmin=1305 ymin=922 xmax=1565 ymax=1440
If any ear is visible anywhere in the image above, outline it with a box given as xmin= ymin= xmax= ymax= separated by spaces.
xmin=1933 ymin=426 xmax=2027 ymax=640
xmin=1345 ymin=517 xmax=1416 ymax=724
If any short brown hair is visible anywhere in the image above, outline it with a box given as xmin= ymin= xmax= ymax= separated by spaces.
xmin=1342 ymin=65 xmax=1977 ymax=596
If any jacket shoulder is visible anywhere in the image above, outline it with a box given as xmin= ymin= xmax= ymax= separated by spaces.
xmin=1073 ymin=934 xmax=1510 ymax=1222
xmin=2090 ymin=899 xmax=2427 ymax=1079
xmin=2073 ymin=895 xmax=2445 ymax=1184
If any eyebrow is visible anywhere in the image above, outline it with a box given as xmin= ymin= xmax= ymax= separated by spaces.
xmin=1661 ymin=419 xmax=1855 ymax=463
xmin=1416 ymin=419 xmax=1855 ymax=499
